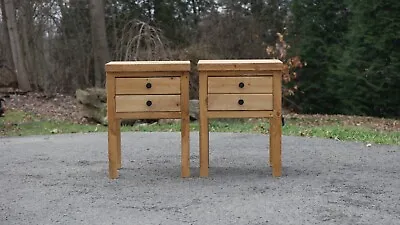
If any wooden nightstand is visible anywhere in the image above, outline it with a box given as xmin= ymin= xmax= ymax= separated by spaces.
xmin=197 ymin=59 xmax=283 ymax=177
xmin=105 ymin=61 xmax=191 ymax=179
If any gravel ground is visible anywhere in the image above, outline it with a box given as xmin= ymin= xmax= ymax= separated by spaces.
xmin=0 ymin=132 xmax=399 ymax=225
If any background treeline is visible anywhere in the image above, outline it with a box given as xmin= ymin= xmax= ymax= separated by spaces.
xmin=0 ymin=0 xmax=399 ymax=118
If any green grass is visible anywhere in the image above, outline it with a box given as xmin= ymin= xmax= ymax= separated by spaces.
xmin=0 ymin=110 xmax=107 ymax=136
xmin=282 ymin=124 xmax=399 ymax=145
xmin=1 ymin=110 xmax=399 ymax=145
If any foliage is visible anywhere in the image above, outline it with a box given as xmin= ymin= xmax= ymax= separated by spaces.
xmin=0 ymin=0 xmax=287 ymax=89
xmin=51 ymin=0 xmax=93 ymax=90
xmin=0 ymin=0 xmax=399 ymax=117
xmin=196 ymin=0 xmax=289 ymax=59
xmin=286 ymin=0 xmax=349 ymax=114
xmin=333 ymin=0 xmax=400 ymax=117
xmin=286 ymin=0 xmax=399 ymax=118
xmin=266 ymin=32 xmax=303 ymax=110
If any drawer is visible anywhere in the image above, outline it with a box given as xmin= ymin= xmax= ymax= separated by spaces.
xmin=116 ymin=95 xmax=180 ymax=112
xmin=115 ymin=77 xmax=180 ymax=94
xmin=208 ymin=76 xmax=272 ymax=94
xmin=208 ymin=94 xmax=273 ymax=111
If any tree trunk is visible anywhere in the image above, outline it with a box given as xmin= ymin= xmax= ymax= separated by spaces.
xmin=20 ymin=1 xmax=37 ymax=89
xmin=88 ymin=0 xmax=110 ymax=87
xmin=3 ymin=0 xmax=31 ymax=91
xmin=0 ymin=0 xmax=14 ymax=69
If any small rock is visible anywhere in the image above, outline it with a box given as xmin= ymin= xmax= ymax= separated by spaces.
xmin=158 ymin=119 xmax=180 ymax=124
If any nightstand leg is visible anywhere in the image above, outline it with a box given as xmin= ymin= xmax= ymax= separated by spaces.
xmin=271 ymin=70 xmax=282 ymax=177
xmin=116 ymin=120 xmax=121 ymax=169
xmin=181 ymin=72 xmax=190 ymax=178
xmin=181 ymin=117 xmax=190 ymax=177
xmin=269 ymin=119 xmax=273 ymax=167
xmin=199 ymin=73 xmax=209 ymax=177
xmin=108 ymin=119 xmax=119 ymax=179
xmin=107 ymin=75 xmax=118 ymax=179
xmin=270 ymin=116 xmax=282 ymax=177
xmin=199 ymin=116 xmax=209 ymax=177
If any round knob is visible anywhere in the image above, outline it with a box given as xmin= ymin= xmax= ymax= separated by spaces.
xmin=238 ymin=99 xmax=244 ymax=105
xmin=146 ymin=82 xmax=152 ymax=89
xmin=238 ymin=82 xmax=245 ymax=88
xmin=146 ymin=100 xmax=152 ymax=106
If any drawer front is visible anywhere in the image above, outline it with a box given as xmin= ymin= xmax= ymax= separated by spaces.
xmin=115 ymin=77 xmax=180 ymax=94
xmin=208 ymin=94 xmax=273 ymax=111
xmin=208 ymin=76 xmax=272 ymax=94
xmin=116 ymin=95 xmax=180 ymax=112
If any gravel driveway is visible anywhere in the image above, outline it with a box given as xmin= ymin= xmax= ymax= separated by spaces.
xmin=0 ymin=132 xmax=399 ymax=225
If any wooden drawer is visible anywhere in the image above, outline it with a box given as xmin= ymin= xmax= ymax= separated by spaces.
xmin=208 ymin=94 xmax=273 ymax=111
xmin=115 ymin=77 xmax=180 ymax=95
xmin=116 ymin=95 xmax=180 ymax=112
xmin=208 ymin=76 xmax=272 ymax=94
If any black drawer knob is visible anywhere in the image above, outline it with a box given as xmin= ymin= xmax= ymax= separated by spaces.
xmin=238 ymin=99 xmax=244 ymax=105
xmin=146 ymin=100 xmax=152 ymax=106
xmin=238 ymin=82 xmax=245 ymax=88
xmin=146 ymin=82 xmax=152 ymax=89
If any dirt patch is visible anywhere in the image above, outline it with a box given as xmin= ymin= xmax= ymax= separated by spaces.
xmin=1 ymin=92 xmax=86 ymax=124
xmin=284 ymin=113 xmax=400 ymax=132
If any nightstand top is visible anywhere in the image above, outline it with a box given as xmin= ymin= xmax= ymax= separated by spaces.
xmin=198 ymin=59 xmax=283 ymax=71
xmin=106 ymin=61 xmax=191 ymax=72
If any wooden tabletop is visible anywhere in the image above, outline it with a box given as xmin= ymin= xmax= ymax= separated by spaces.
xmin=198 ymin=59 xmax=283 ymax=71
xmin=105 ymin=61 xmax=191 ymax=72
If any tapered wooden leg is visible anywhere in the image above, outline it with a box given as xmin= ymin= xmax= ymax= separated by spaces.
xmin=199 ymin=72 xmax=209 ymax=177
xmin=271 ymin=70 xmax=282 ymax=177
xmin=107 ymin=74 xmax=118 ymax=179
xmin=200 ymin=116 xmax=209 ymax=177
xmin=181 ymin=117 xmax=190 ymax=177
xmin=108 ymin=119 xmax=119 ymax=179
xmin=181 ymin=72 xmax=190 ymax=177
xmin=269 ymin=119 xmax=273 ymax=167
xmin=270 ymin=116 xmax=282 ymax=177
xmin=116 ymin=120 xmax=121 ymax=169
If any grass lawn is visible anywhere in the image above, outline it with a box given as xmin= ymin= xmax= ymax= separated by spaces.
xmin=1 ymin=109 xmax=399 ymax=145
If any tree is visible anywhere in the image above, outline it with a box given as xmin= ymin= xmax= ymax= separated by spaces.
xmin=0 ymin=0 xmax=14 ymax=69
xmin=89 ymin=0 xmax=110 ymax=87
xmin=286 ymin=0 xmax=349 ymax=114
xmin=334 ymin=0 xmax=400 ymax=117
xmin=3 ymin=0 xmax=31 ymax=91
